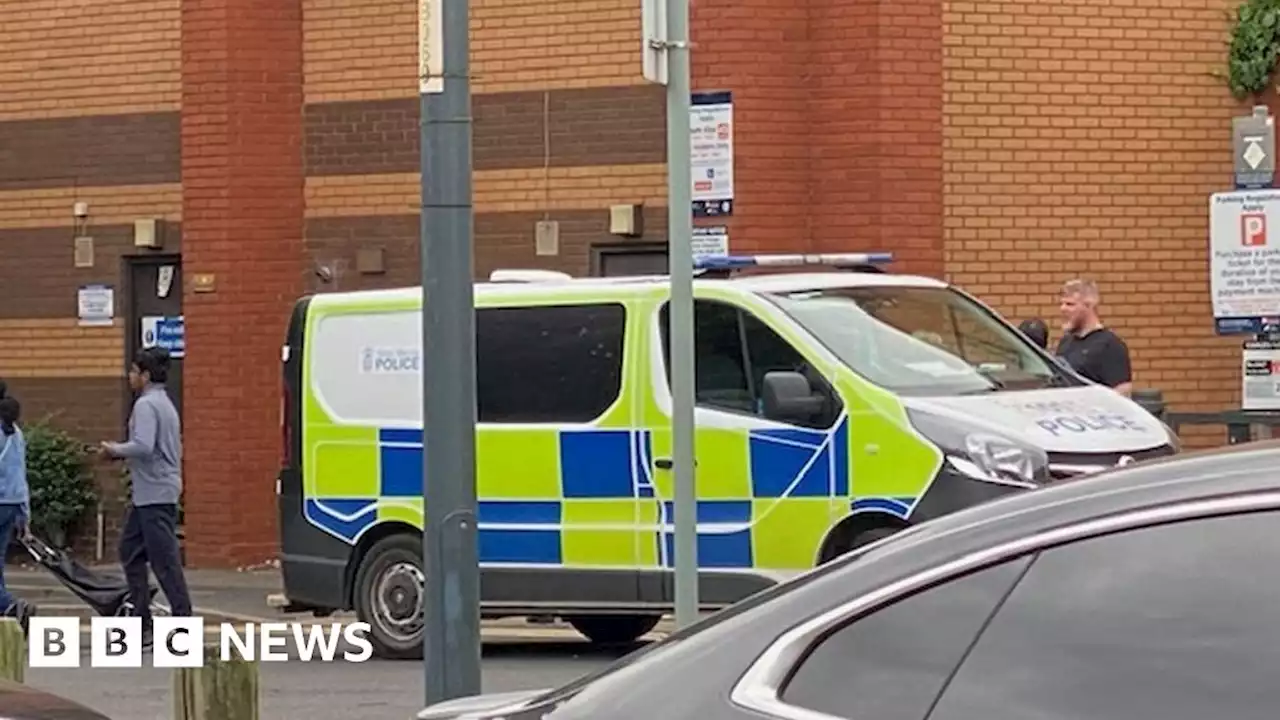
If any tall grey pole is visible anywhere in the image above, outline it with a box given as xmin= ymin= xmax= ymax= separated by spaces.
xmin=663 ymin=0 xmax=699 ymax=629
xmin=420 ymin=0 xmax=481 ymax=704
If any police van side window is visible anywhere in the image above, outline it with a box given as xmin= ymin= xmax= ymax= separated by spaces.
xmin=660 ymin=300 xmax=837 ymax=427
xmin=476 ymin=303 xmax=626 ymax=423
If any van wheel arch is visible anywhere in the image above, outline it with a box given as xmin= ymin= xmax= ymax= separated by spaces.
xmin=817 ymin=513 xmax=909 ymax=565
xmin=344 ymin=521 xmax=420 ymax=609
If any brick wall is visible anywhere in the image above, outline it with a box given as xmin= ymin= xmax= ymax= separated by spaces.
xmin=689 ymin=0 xmax=812 ymax=255
xmin=0 ymin=0 xmax=180 ymax=120
xmin=687 ymin=0 xmax=944 ymax=272
xmin=942 ymin=0 xmax=1242 ymax=446
xmin=180 ymin=0 xmax=306 ymax=567
xmin=300 ymin=0 xmax=670 ymax=291
xmin=0 ymin=0 xmax=182 ymax=556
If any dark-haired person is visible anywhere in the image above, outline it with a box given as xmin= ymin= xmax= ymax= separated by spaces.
xmin=99 ymin=347 xmax=191 ymax=648
xmin=0 ymin=396 xmax=35 ymax=631
xmin=1018 ymin=318 xmax=1049 ymax=350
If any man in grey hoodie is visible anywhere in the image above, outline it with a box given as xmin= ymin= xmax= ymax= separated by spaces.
xmin=100 ymin=347 xmax=191 ymax=647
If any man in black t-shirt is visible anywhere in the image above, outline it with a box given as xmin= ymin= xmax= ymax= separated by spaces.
xmin=1055 ymin=278 xmax=1133 ymax=397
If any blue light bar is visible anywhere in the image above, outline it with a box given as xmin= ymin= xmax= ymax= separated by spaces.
xmin=693 ymin=252 xmax=894 ymax=271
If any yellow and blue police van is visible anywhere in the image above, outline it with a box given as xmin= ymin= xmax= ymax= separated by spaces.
xmin=274 ymin=253 xmax=1180 ymax=658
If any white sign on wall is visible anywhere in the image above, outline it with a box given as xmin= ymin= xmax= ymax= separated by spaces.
xmin=692 ymin=226 xmax=728 ymax=259
xmin=1209 ymin=190 xmax=1280 ymax=333
xmin=1243 ymin=340 xmax=1280 ymax=410
xmin=691 ymin=91 xmax=733 ymax=217
xmin=419 ymin=0 xmax=443 ymax=93
xmin=77 ymin=285 xmax=113 ymax=327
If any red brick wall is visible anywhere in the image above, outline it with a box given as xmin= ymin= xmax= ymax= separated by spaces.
xmin=181 ymin=0 xmax=306 ymax=567
xmin=689 ymin=0 xmax=944 ymax=273
xmin=941 ymin=0 xmax=1240 ymax=447
xmin=690 ymin=0 xmax=812 ymax=254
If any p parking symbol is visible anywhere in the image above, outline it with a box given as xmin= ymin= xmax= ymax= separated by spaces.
xmin=28 ymin=617 xmax=81 ymax=668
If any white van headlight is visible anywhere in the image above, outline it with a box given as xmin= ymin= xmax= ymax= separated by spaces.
xmin=907 ymin=409 xmax=1049 ymax=488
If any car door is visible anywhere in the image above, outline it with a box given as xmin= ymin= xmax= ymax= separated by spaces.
xmin=742 ymin=498 xmax=1280 ymax=720
xmin=637 ymin=295 xmax=847 ymax=606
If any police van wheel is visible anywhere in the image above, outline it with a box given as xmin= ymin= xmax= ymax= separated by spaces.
xmin=566 ymin=614 xmax=661 ymax=645
xmin=850 ymin=526 xmax=900 ymax=551
xmin=353 ymin=534 xmax=426 ymax=660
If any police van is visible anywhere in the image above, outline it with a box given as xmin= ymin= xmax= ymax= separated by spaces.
xmin=274 ymin=253 xmax=1180 ymax=658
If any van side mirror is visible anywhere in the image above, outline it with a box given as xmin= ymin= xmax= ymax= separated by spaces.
xmin=762 ymin=371 xmax=825 ymax=424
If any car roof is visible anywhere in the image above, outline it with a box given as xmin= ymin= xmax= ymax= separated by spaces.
xmin=303 ymin=269 xmax=951 ymax=308
xmin=536 ymin=440 xmax=1280 ymax=719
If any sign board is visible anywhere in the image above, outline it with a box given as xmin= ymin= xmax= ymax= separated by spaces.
xmin=640 ymin=0 xmax=667 ymax=85
xmin=77 ymin=285 xmax=113 ymax=327
xmin=1233 ymin=106 xmax=1275 ymax=189
xmin=418 ymin=0 xmax=443 ymax=93
xmin=1243 ymin=340 xmax=1280 ymax=410
xmin=1209 ymin=190 xmax=1280 ymax=334
xmin=691 ymin=91 xmax=734 ymax=217
xmin=691 ymin=226 xmax=729 ymax=259
xmin=140 ymin=315 xmax=185 ymax=359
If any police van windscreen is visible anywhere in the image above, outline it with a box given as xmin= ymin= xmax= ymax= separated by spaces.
xmin=763 ymin=286 xmax=1069 ymax=396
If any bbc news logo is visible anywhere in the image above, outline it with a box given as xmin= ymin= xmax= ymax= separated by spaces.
xmin=1242 ymin=212 xmax=1268 ymax=247
xmin=29 ymin=617 xmax=373 ymax=668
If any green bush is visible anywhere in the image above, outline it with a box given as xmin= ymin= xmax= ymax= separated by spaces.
xmin=1227 ymin=0 xmax=1280 ymax=99
xmin=23 ymin=420 xmax=97 ymax=547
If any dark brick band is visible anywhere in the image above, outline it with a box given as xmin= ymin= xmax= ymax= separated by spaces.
xmin=305 ymin=84 xmax=667 ymax=176
xmin=0 ymin=206 xmax=671 ymax=320
xmin=0 ymin=112 xmax=180 ymax=191
xmin=0 ymin=84 xmax=664 ymax=195
xmin=304 ymin=207 xmax=670 ymax=291
xmin=0 ymin=222 xmax=182 ymax=319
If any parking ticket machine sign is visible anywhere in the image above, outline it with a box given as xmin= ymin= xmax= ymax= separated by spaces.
xmin=1210 ymin=191 xmax=1280 ymax=334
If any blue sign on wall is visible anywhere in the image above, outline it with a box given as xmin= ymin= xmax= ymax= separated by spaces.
xmin=141 ymin=315 xmax=185 ymax=358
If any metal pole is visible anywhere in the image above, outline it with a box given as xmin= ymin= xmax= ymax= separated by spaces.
xmin=664 ymin=0 xmax=698 ymax=629
xmin=420 ymin=0 xmax=481 ymax=704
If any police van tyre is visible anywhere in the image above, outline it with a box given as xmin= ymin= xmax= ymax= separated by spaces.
xmin=353 ymin=534 xmax=426 ymax=660
xmin=851 ymin=526 xmax=900 ymax=551
xmin=566 ymin=614 xmax=662 ymax=645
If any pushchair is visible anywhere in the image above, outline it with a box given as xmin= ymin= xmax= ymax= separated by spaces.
xmin=18 ymin=532 xmax=171 ymax=618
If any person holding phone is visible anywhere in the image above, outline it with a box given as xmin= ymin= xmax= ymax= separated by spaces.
xmin=99 ymin=347 xmax=192 ymax=649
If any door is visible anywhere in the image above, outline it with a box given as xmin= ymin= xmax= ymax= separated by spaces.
xmin=642 ymin=297 xmax=847 ymax=606
xmin=126 ymin=257 xmax=183 ymax=420
xmin=592 ymin=244 xmax=670 ymax=277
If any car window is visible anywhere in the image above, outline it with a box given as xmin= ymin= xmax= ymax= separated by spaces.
xmin=659 ymin=300 xmax=839 ymax=428
xmin=926 ymin=510 xmax=1280 ymax=720
xmin=778 ymin=555 xmax=1034 ymax=720
xmin=763 ymin=285 xmax=1067 ymax=396
xmin=476 ymin=303 xmax=626 ymax=422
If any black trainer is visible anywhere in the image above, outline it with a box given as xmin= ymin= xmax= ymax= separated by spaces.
xmin=13 ymin=600 xmax=35 ymax=637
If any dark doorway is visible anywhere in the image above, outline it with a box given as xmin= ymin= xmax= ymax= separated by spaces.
xmin=591 ymin=243 xmax=670 ymax=277
xmin=125 ymin=256 xmax=184 ymax=422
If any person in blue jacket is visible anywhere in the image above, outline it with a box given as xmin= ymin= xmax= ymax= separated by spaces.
xmin=0 ymin=396 xmax=35 ymax=630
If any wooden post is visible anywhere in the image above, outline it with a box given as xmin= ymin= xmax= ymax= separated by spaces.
xmin=0 ymin=618 xmax=25 ymax=683
xmin=172 ymin=644 xmax=259 ymax=720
